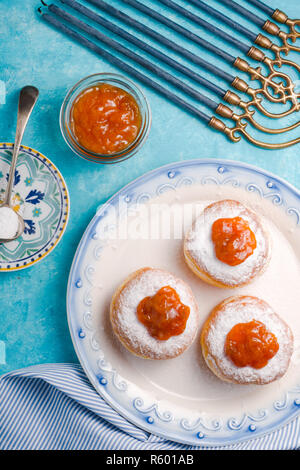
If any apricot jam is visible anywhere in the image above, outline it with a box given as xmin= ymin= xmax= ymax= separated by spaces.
xmin=211 ymin=216 xmax=257 ymax=266
xmin=70 ymin=84 xmax=141 ymax=155
xmin=137 ymin=286 xmax=190 ymax=340
xmin=225 ymin=320 xmax=279 ymax=369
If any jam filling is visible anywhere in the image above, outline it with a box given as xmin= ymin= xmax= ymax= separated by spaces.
xmin=225 ymin=320 xmax=279 ymax=369
xmin=211 ymin=216 xmax=257 ymax=266
xmin=137 ymin=286 xmax=190 ymax=340
xmin=71 ymin=83 xmax=141 ymax=155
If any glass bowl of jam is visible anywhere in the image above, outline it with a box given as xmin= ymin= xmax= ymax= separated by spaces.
xmin=60 ymin=73 xmax=151 ymax=164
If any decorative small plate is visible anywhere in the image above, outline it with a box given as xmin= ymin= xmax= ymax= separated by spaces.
xmin=67 ymin=159 xmax=300 ymax=446
xmin=0 ymin=144 xmax=69 ymax=271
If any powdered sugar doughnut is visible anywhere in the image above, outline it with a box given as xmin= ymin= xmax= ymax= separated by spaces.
xmin=201 ymin=296 xmax=293 ymax=385
xmin=110 ymin=267 xmax=200 ymax=359
xmin=184 ymin=199 xmax=271 ymax=288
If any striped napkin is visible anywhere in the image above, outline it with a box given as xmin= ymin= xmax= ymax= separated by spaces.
xmin=0 ymin=363 xmax=299 ymax=450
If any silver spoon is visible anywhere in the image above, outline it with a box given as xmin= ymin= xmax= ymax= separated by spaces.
xmin=0 ymin=86 xmax=39 ymax=243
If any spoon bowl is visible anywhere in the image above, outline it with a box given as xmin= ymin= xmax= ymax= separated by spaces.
xmin=0 ymin=203 xmax=25 ymax=244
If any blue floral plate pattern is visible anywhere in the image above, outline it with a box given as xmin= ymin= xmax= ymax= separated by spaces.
xmin=0 ymin=144 xmax=69 ymax=271
xmin=67 ymin=159 xmax=300 ymax=446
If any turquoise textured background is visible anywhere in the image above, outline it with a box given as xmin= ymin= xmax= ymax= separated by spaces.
xmin=1 ymin=0 xmax=300 ymax=374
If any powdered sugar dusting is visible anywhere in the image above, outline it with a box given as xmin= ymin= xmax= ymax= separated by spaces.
xmin=205 ymin=296 xmax=293 ymax=384
xmin=185 ymin=200 xmax=271 ymax=287
xmin=112 ymin=268 xmax=199 ymax=359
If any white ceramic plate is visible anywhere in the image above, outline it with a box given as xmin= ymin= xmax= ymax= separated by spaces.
xmin=67 ymin=159 xmax=300 ymax=446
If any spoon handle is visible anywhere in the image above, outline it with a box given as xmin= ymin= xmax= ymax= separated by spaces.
xmin=3 ymin=86 xmax=39 ymax=206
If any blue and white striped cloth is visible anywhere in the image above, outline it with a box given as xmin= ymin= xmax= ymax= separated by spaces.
xmin=0 ymin=363 xmax=299 ymax=450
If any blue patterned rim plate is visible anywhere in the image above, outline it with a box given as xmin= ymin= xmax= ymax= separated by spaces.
xmin=67 ymin=159 xmax=300 ymax=446
xmin=0 ymin=144 xmax=69 ymax=271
